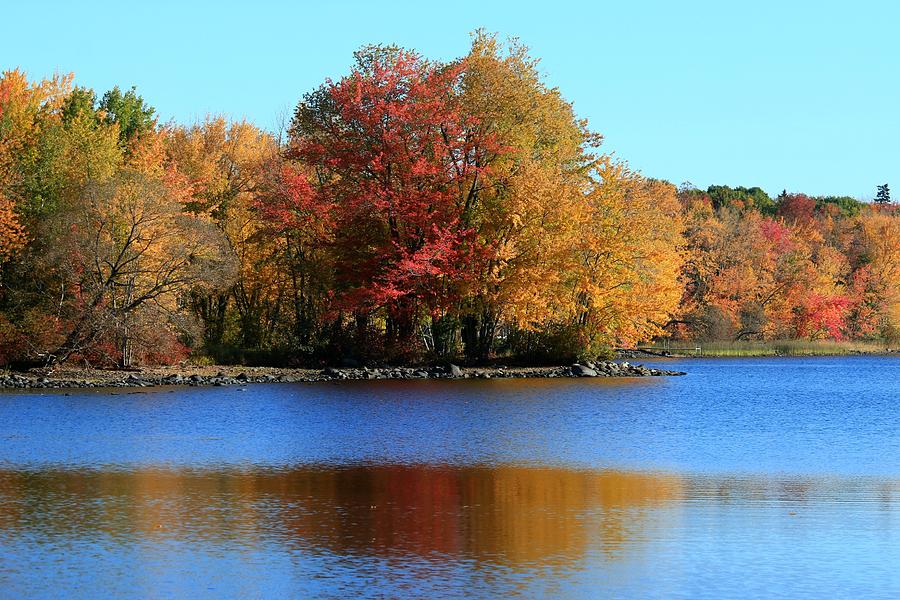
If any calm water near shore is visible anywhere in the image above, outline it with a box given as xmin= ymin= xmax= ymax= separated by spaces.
xmin=1 ymin=357 xmax=899 ymax=598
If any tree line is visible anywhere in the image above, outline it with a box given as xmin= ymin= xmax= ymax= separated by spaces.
xmin=1 ymin=33 xmax=897 ymax=367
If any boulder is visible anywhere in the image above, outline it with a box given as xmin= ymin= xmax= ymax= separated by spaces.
xmin=571 ymin=364 xmax=598 ymax=377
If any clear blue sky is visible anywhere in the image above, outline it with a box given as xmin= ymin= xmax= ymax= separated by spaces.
xmin=3 ymin=0 xmax=897 ymax=198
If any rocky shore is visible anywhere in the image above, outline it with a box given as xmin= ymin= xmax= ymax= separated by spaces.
xmin=0 ymin=361 xmax=685 ymax=391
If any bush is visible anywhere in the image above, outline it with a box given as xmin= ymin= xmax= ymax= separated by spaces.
xmin=504 ymin=323 xmax=614 ymax=364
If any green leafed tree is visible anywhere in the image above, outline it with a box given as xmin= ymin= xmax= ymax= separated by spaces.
xmin=60 ymin=86 xmax=97 ymax=125
xmin=707 ymin=185 xmax=775 ymax=214
xmin=99 ymin=86 xmax=155 ymax=143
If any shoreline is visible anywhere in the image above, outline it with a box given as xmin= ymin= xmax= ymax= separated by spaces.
xmin=0 ymin=361 xmax=685 ymax=391
xmin=622 ymin=346 xmax=900 ymax=359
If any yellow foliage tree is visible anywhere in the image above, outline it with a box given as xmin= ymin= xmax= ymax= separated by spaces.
xmin=453 ymin=31 xmax=602 ymax=358
xmin=0 ymin=192 xmax=25 ymax=262
xmin=857 ymin=210 xmax=900 ymax=332
xmin=47 ymin=171 xmax=230 ymax=365
xmin=572 ymin=162 xmax=684 ymax=351
xmin=165 ymin=117 xmax=280 ymax=350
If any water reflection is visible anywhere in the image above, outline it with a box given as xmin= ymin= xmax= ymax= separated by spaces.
xmin=2 ymin=465 xmax=899 ymax=597
xmin=0 ymin=465 xmax=683 ymax=563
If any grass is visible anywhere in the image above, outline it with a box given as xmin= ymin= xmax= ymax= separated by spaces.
xmin=639 ymin=340 xmax=894 ymax=357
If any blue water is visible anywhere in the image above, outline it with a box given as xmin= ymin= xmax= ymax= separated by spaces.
xmin=1 ymin=356 xmax=898 ymax=598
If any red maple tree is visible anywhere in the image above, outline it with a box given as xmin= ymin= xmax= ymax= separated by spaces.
xmin=282 ymin=49 xmax=505 ymax=349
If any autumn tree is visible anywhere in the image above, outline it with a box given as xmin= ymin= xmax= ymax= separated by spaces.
xmin=44 ymin=171 xmax=230 ymax=366
xmin=564 ymin=166 xmax=683 ymax=354
xmin=451 ymin=31 xmax=597 ymax=359
xmin=0 ymin=192 xmax=25 ymax=263
xmin=253 ymin=161 xmax=335 ymax=354
xmin=276 ymin=35 xmax=689 ymax=361
xmin=852 ymin=210 xmax=900 ymax=336
xmin=8 ymin=49 xmax=900 ymax=367
xmin=1 ymin=71 xmax=230 ymax=367
xmin=0 ymin=69 xmax=75 ymax=363
xmin=165 ymin=117 xmax=280 ymax=357
xmin=678 ymin=199 xmax=807 ymax=340
xmin=285 ymin=45 xmax=503 ymax=358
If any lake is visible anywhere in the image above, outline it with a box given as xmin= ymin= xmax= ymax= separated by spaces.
xmin=1 ymin=356 xmax=899 ymax=598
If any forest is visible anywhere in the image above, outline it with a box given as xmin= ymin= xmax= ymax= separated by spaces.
xmin=1 ymin=33 xmax=898 ymax=368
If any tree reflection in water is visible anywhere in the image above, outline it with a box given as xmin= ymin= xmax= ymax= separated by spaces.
xmin=0 ymin=465 xmax=683 ymax=566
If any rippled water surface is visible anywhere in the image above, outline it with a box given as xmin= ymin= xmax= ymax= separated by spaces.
xmin=1 ymin=357 xmax=899 ymax=598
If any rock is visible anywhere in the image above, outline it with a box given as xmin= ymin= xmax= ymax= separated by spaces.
xmin=571 ymin=364 xmax=598 ymax=377
xmin=0 ymin=356 xmax=686 ymax=392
